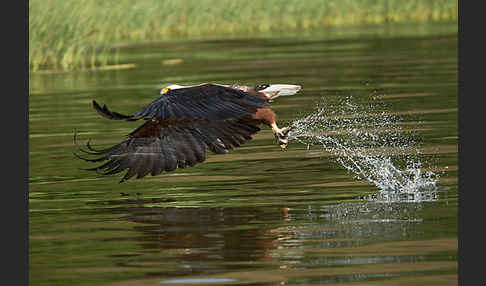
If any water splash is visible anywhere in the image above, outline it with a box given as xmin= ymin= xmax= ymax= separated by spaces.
xmin=288 ymin=95 xmax=440 ymax=202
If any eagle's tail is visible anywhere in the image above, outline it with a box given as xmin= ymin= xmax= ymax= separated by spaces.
xmin=259 ymin=84 xmax=302 ymax=101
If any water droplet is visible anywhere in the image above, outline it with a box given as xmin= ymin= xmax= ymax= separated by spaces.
xmin=288 ymin=95 xmax=440 ymax=201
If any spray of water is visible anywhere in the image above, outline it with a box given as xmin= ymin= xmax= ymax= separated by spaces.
xmin=288 ymin=95 xmax=440 ymax=202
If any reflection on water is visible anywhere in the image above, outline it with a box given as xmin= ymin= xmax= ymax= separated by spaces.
xmin=82 ymin=189 xmax=455 ymax=285
xmin=104 ymin=188 xmax=449 ymax=262
xmin=121 ymin=206 xmax=284 ymax=264
xmin=364 ymin=188 xmax=442 ymax=203
xmin=29 ymin=23 xmax=458 ymax=286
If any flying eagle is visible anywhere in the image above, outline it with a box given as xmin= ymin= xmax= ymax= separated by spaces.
xmin=73 ymin=83 xmax=302 ymax=183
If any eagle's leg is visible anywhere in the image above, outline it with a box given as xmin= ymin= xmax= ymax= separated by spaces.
xmin=245 ymin=108 xmax=293 ymax=149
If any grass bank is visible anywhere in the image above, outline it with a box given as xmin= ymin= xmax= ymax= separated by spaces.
xmin=29 ymin=0 xmax=457 ymax=72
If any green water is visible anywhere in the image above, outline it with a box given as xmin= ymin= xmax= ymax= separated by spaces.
xmin=29 ymin=23 xmax=458 ymax=286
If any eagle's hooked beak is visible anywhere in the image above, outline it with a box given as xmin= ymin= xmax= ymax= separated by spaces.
xmin=160 ymin=88 xmax=171 ymax=95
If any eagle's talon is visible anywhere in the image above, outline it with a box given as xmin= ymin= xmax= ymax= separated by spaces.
xmin=273 ymin=126 xmax=292 ymax=150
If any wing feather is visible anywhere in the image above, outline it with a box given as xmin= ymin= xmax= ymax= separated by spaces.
xmin=73 ymin=118 xmax=261 ymax=182
xmin=92 ymin=83 xmax=269 ymax=124
xmin=185 ymin=127 xmax=207 ymax=163
xmin=92 ymin=100 xmax=139 ymax=121
xmin=136 ymin=153 xmax=154 ymax=179
xmin=160 ymin=134 xmax=178 ymax=172
xmin=132 ymin=84 xmax=269 ymax=120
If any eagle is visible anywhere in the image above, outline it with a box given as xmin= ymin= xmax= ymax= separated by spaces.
xmin=73 ymin=83 xmax=302 ymax=183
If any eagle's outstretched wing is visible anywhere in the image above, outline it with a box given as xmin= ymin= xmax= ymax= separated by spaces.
xmin=74 ymin=118 xmax=261 ymax=183
xmin=75 ymin=84 xmax=271 ymax=183
xmin=93 ymin=83 xmax=269 ymax=121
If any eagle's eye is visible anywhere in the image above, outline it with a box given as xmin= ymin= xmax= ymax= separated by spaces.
xmin=160 ymin=88 xmax=171 ymax=95
xmin=256 ymin=84 xmax=270 ymax=91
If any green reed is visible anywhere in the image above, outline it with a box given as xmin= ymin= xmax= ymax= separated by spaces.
xmin=29 ymin=0 xmax=457 ymax=72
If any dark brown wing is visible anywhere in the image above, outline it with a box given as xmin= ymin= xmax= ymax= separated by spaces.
xmin=73 ymin=118 xmax=261 ymax=183
xmin=93 ymin=83 xmax=269 ymax=122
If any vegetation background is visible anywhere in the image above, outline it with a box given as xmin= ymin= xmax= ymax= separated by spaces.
xmin=29 ymin=0 xmax=457 ymax=72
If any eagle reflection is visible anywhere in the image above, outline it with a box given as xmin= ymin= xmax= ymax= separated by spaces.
xmin=116 ymin=204 xmax=291 ymax=263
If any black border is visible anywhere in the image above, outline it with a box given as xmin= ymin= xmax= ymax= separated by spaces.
xmin=9 ymin=0 xmax=29 ymax=284
xmin=459 ymin=0 xmax=473 ymax=285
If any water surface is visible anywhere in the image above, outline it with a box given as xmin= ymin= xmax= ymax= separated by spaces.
xmin=29 ymin=23 xmax=458 ymax=286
